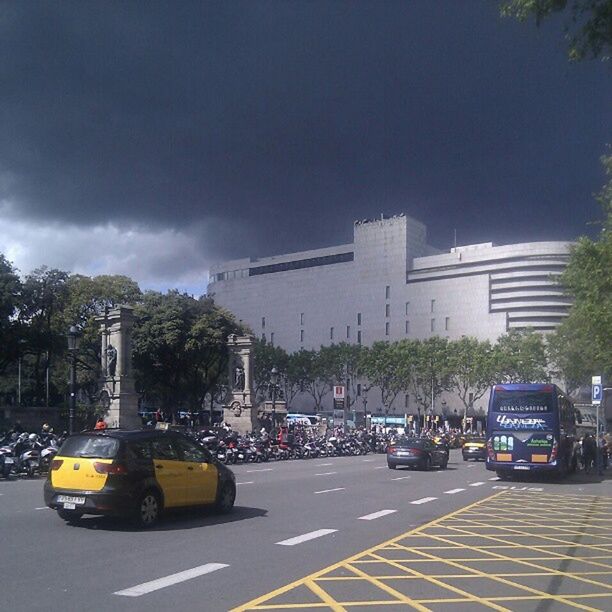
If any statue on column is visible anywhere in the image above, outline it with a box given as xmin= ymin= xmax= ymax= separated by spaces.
xmin=233 ymin=355 xmax=245 ymax=391
xmin=106 ymin=344 xmax=117 ymax=377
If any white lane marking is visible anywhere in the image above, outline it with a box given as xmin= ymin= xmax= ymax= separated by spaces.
xmin=390 ymin=476 xmax=411 ymax=481
xmin=314 ymin=487 xmax=345 ymax=495
xmin=358 ymin=509 xmax=397 ymax=521
xmin=114 ymin=563 xmax=229 ymax=597
xmin=276 ymin=529 xmax=337 ymax=546
xmin=316 ymin=463 xmax=333 ymax=467
xmin=411 ymin=497 xmax=437 ymax=505
xmin=246 ymin=468 xmax=273 ymax=473
xmin=315 ymin=472 xmax=337 ymax=476
xmin=35 ymin=507 xmax=49 ymax=510
xmin=236 ymin=481 xmax=254 ymax=485
xmin=362 ymin=458 xmax=374 ymax=462
xmin=374 ymin=466 xmax=386 ymax=470
xmin=469 ymin=482 xmax=485 ymax=487
xmin=444 ymin=488 xmax=465 ymax=495
xmin=489 ymin=477 xmax=500 ymax=481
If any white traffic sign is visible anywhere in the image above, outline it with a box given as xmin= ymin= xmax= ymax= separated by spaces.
xmin=333 ymin=385 xmax=345 ymax=400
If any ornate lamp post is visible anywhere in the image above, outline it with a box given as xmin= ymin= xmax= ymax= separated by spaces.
xmin=270 ymin=366 xmax=279 ymax=433
xmin=66 ymin=325 xmax=81 ymax=434
xmin=362 ymin=384 xmax=371 ymax=431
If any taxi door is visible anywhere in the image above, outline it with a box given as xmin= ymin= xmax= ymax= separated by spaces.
xmin=150 ymin=437 xmax=188 ymax=507
xmin=175 ymin=437 xmax=218 ymax=505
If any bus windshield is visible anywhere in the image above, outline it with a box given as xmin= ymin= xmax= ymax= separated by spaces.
xmin=491 ymin=389 xmax=553 ymax=414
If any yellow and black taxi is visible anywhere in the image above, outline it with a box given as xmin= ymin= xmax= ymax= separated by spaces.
xmin=44 ymin=428 xmax=236 ymax=528
xmin=462 ymin=435 xmax=487 ymax=461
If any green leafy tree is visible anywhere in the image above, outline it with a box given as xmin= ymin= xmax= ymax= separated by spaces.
xmin=0 ymin=254 xmax=22 ymax=373
xmin=283 ymin=350 xmax=312 ymax=407
xmin=447 ymin=337 xmax=497 ymax=420
xmin=252 ymin=338 xmax=290 ymax=402
xmin=286 ymin=349 xmax=318 ymax=409
xmin=403 ymin=337 xmax=453 ymax=418
xmin=547 ymin=154 xmax=612 ymax=385
xmin=494 ymin=330 xmax=550 ymax=383
xmin=17 ymin=267 xmax=70 ymax=406
xmin=132 ymin=291 xmax=243 ymax=412
xmin=501 ymin=0 xmax=612 ymax=61
xmin=360 ymin=341 xmax=405 ymax=415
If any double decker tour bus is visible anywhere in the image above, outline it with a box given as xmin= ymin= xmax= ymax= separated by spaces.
xmin=486 ymin=383 xmax=578 ymax=479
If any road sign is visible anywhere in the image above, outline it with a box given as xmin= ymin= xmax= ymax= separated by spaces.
xmin=592 ymin=375 xmax=603 ymax=405
xmin=333 ymin=385 xmax=345 ymax=400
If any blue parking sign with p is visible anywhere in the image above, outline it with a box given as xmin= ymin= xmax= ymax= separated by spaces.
xmin=592 ymin=384 xmax=603 ymax=404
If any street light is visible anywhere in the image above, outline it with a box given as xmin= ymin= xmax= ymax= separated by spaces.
xmin=362 ymin=385 xmax=371 ymax=431
xmin=17 ymin=338 xmax=27 ymax=406
xmin=66 ymin=325 xmax=81 ymax=435
xmin=270 ymin=366 xmax=279 ymax=433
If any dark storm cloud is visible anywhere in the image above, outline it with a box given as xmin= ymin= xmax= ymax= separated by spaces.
xmin=1 ymin=0 xmax=610 ymax=265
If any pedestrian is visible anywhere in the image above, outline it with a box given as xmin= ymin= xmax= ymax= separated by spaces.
xmin=582 ymin=434 xmax=596 ymax=473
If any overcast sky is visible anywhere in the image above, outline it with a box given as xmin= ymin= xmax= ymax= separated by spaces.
xmin=1 ymin=1 xmax=610 ymax=295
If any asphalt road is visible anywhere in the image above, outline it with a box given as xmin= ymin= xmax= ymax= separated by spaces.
xmin=0 ymin=450 xmax=610 ymax=611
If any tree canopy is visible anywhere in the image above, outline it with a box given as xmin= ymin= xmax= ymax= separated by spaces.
xmin=548 ymin=154 xmax=612 ymax=386
xmin=501 ymin=0 xmax=612 ymax=61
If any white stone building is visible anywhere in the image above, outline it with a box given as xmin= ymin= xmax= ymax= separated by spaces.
xmin=208 ymin=214 xmax=572 ymax=417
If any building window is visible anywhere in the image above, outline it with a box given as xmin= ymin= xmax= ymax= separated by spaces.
xmin=431 ymin=299 xmax=435 ymax=313
xmin=357 ymin=330 xmax=362 ymax=345
xmin=300 ymin=329 xmax=304 ymax=343
xmin=405 ymin=301 xmax=410 ymax=315
xmin=270 ymin=332 xmax=274 ymax=345
xmin=330 ymin=327 xmax=334 ymax=340
xmin=261 ymin=333 xmax=266 ymax=342
xmin=357 ymin=312 xmax=361 ymax=326
xmin=430 ymin=318 xmax=435 ymax=332
xmin=385 ymin=304 xmax=390 ymax=318
xmin=300 ymin=313 xmax=304 ymax=325
xmin=357 ymin=383 xmax=362 ymax=397
xmin=261 ymin=317 xmax=265 ymax=329
xmin=405 ymin=320 xmax=410 ymax=334
xmin=346 ymin=325 xmax=350 ymax=339
xmin=405 ymin=394 xmax=409 ymax=408
xmin=385 ymin=285 xmax=390 ymax=299
xmin=445 ymin=317 xmax=450 ymax=331
xmin=385 ymin=322 xmax=390 ymax=336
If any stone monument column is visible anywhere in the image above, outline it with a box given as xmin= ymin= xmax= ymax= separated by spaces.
xmin=96 ymin=305 xmax=141 ymax=429
xmin=224 ymin=334 xmax=258 ymax=434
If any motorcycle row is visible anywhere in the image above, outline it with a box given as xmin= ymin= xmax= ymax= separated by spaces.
xmin=0 ymin=427 xmax=395 ymax=477
xmin=0 ymin=431 xmax=63 ymax=479
xmin=193 ymin=429 xmax=390 ymax=464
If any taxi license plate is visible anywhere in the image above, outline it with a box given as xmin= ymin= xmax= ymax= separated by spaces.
xmin=57 ymin=495 xmax=85 ymax=505
xmin=514 ymin=466 xmax=530 ymax=471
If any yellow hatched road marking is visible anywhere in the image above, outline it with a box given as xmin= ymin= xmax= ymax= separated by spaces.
xmin=418 ymin=530 xmax=612 ymax=592
xmin=232 ymin=491 xmax=612 ymax=612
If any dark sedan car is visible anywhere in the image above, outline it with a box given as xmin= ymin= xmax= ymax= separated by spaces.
xmin=387 ymin=437 xmax=449 ymax=470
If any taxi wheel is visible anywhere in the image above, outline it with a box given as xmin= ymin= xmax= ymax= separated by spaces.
xmin=215 ymin=481 xmax=236 ymax=514
xmin=57 ymin=508 xmax=83 ymax=522
xmin=136 ymin=491 xmax=161 ymax=528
